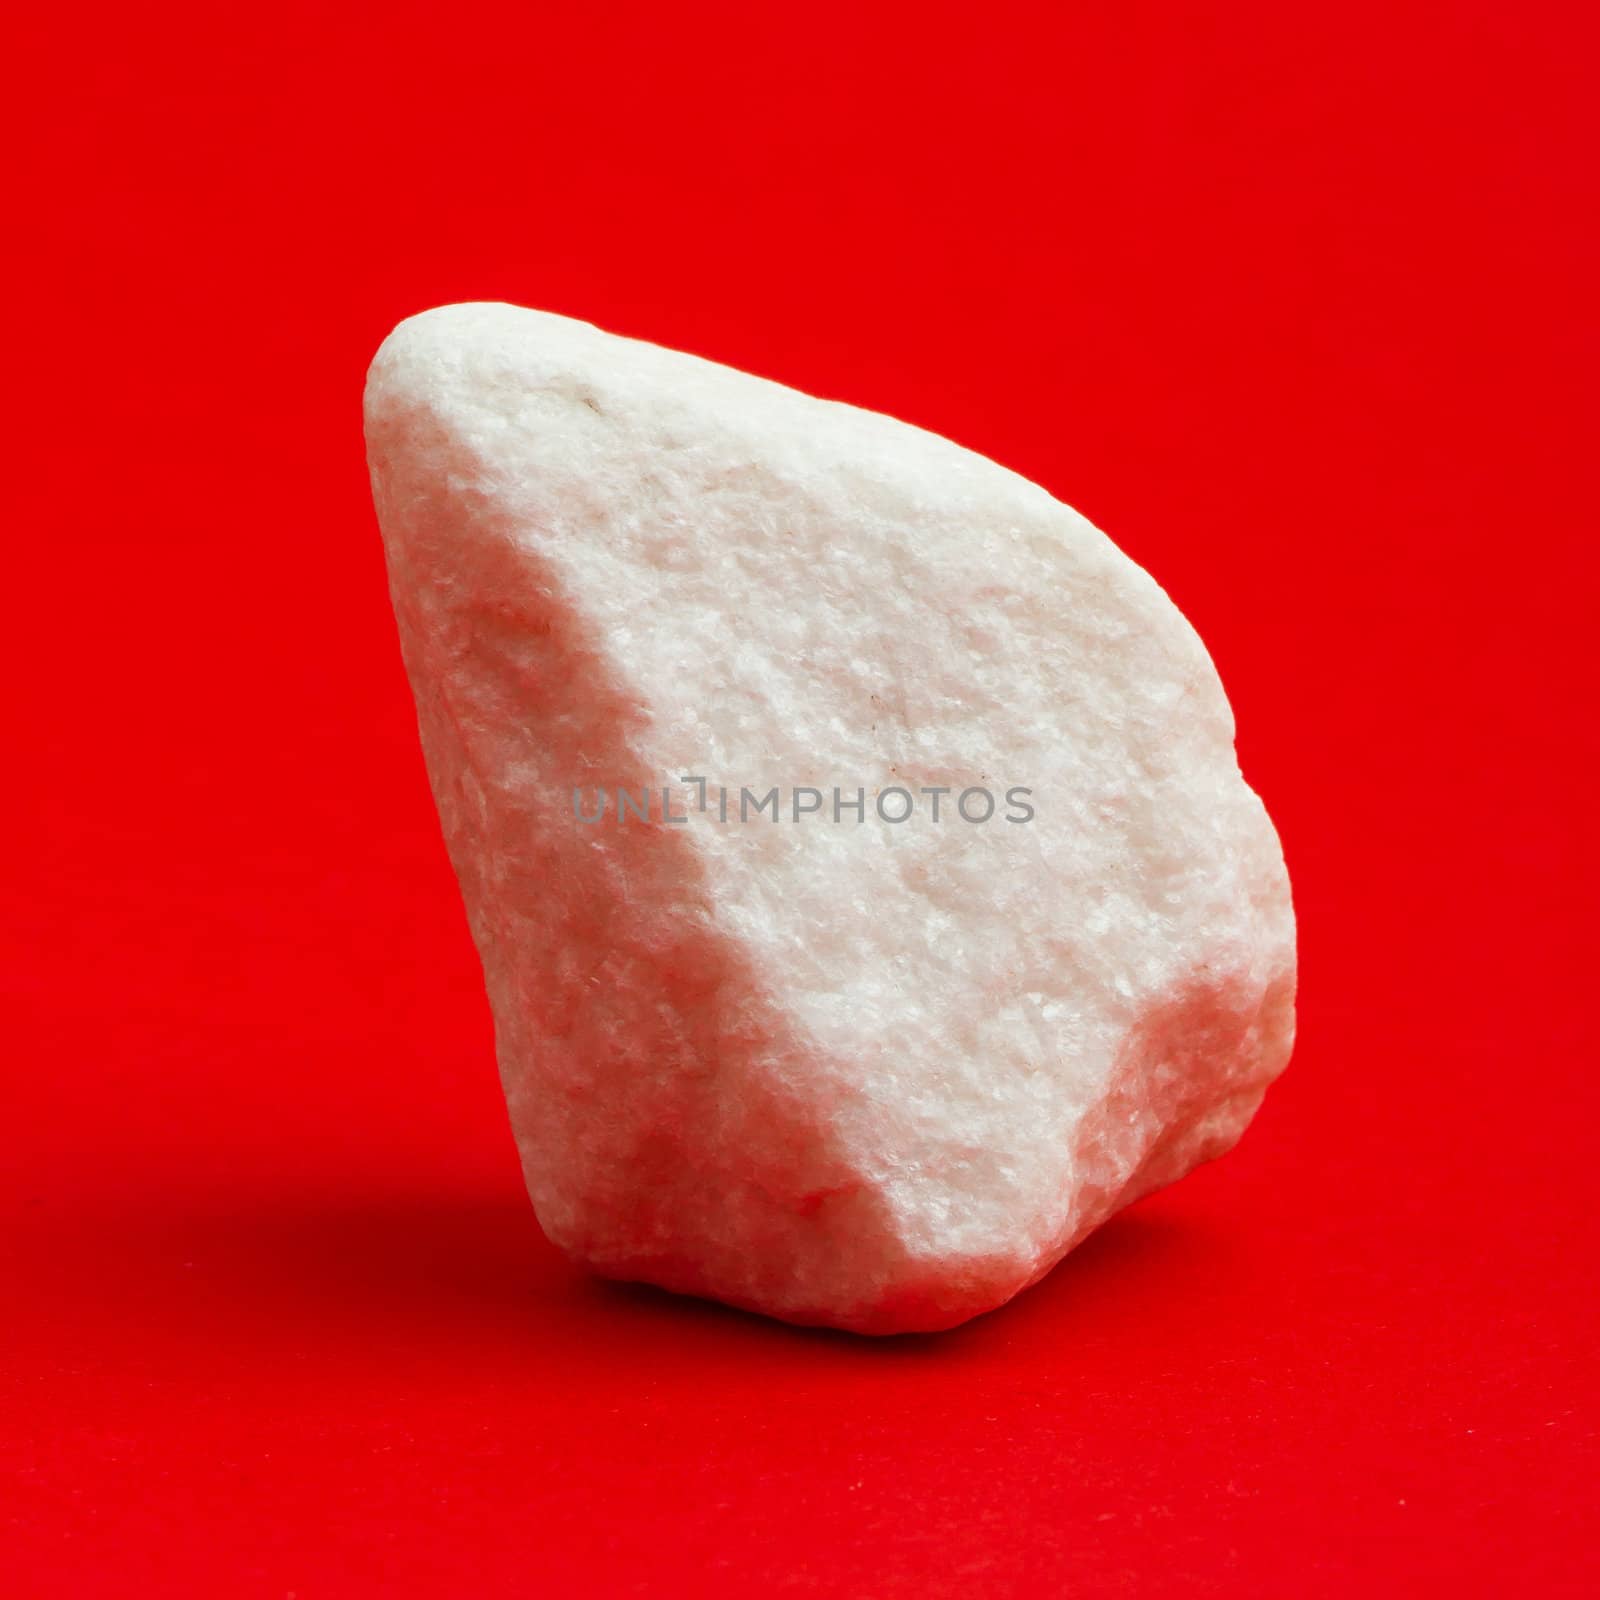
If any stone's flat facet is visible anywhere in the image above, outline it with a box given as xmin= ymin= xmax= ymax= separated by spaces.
xmin=364 ymin=302 xmax=1296 ymax=1334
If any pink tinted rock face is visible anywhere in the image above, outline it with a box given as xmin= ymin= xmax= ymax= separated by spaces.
xmin=365 ymin=303 xmax=1296 ymax=1334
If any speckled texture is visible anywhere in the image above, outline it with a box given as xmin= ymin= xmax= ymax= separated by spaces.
xmin=364 ymin=302 xmax=1296 ymax=1333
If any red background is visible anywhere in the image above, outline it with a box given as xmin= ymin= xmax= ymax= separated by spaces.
xmin=7 ymin=3 xmax=1595 ymax=1594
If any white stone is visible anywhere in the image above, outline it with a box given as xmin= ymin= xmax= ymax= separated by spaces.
xmin=364 ymin=302 xmax=1296 ymax=1334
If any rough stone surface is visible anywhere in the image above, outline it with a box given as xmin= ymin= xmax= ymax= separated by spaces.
xmin=365 ymin=302 xmax=1297 ymax=1334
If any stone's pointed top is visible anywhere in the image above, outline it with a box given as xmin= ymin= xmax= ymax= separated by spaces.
xmin=370 ymin=300 xmax=742 ymax=404
xmin=370 ymin=301 xmax=606 ymax=383
xmin=366 ymin=301 xmax=1295 ymax=1334
xmin=366 ymin=301 xmax=1072 ymax=532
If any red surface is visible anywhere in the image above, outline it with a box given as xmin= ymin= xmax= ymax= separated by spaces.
xmin=6 ymin=3 xmax=1595 ymax=1593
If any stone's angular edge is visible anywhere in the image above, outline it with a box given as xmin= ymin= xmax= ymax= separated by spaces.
xmin=365 ymin=302 xmax=1297 ymax=1335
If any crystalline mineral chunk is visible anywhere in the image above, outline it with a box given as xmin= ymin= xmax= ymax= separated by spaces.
xmin=364 ymin=302 xmax=1296 ymax=1333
